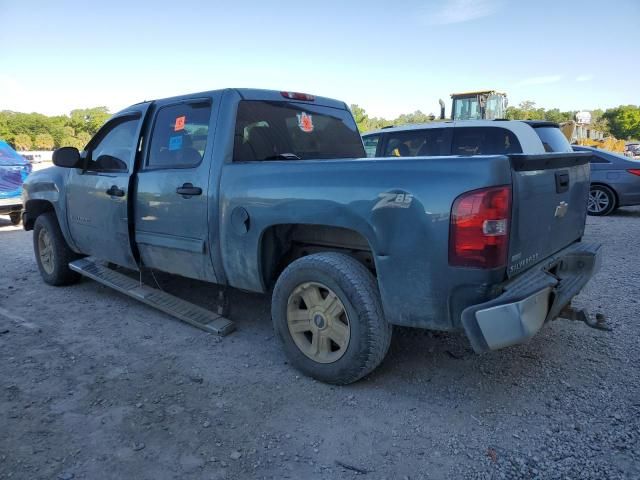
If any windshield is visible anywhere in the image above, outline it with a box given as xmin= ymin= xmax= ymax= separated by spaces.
xmin=233 ymin=101 xmax=365 ymax=161
xmin=453 ymin=98 xmax=481 ymax=120
xmin=533 ymin=127 xmax=573 ymax=152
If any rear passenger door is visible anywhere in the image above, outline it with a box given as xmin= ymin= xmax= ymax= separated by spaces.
xmin=134 ymin=97 xmax=219 ymax=282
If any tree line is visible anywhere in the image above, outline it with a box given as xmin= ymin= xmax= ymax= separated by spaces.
xmin=0 ymin=107 xmax=110 ymax=151
xmin=352 ymin=102 xmax=640 ymax=140
xmin=1 ymin=102 xmax=638 ymax=152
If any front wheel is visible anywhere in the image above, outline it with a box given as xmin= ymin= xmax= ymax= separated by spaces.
xmin=271 ymin=252 xmax=391 ymax=385
xmin=9 ymin=212 xmax=21 ymax=225
xmin=588 ymin=185 xmax=616 ymax=216
xmin=33 ymin=212 xmax=81 ymax=286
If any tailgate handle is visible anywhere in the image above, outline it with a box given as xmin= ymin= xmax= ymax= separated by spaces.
xmin=555 ymin=171 xmax=570 ymax=193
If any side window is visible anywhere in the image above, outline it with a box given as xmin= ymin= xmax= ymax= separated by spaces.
xmin=362 ymin=135 xmax=380 ymax=157
xmin=452 ymin=127 xmax=522 ymax=156
xmin=383 ymin=129 xmax=452 ymax=157
xmin=589 ymin=154 xmax=609 ymax=164
xmin=534 ymin=127 xmax=572 ymax=153
xmin=147 ymin=102 xmax=212 ymax=169
xmin=87 ymin=117 xmax=140 ymax=172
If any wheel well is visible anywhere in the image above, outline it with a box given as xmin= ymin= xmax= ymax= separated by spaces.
xmin=23 ymin=200 xmax=54 ymax=231
xmin=591 ymin=182 xmax=618 ymax=207
xmin=260 ymin=224 xmax=375 ymax=289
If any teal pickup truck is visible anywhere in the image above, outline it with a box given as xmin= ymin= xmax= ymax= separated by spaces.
xmin=22 ymin=88 xmax=602 ymax=384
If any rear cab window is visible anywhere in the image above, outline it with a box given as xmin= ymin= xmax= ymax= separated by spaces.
xmin=233 ymin=101 xmax=365 ymax=161
xmin=532 ymin=126 xmax=572 ymax=153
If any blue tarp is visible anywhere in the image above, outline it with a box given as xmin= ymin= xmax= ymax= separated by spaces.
xmin=0 ymin=140 xmax=32 ymax=199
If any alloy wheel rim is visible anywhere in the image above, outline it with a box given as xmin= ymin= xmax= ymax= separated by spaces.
xmin=588 ymin=189 xmax=609 ymax=213
xmin=38 ymin=228 xmax=55 ymax=274
xmin=286 ymin=282 xmax=350 ymax=364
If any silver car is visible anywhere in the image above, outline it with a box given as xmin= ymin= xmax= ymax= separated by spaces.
xmin=573 ymin=146 xmax=640 ymax=216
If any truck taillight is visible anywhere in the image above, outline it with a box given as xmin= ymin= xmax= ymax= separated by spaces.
xmin=449 ymin=186 xmax=511 ymax=269
xmin=281 ymin=91 xmax=315 ymax=101
xmin=628 ymin=169 xmax=640 ymax=177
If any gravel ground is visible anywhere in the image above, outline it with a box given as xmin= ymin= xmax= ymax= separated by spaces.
xmin=0 ymin=208 xmax=638 ymax=480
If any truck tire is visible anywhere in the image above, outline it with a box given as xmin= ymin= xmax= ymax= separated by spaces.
xmin=271 ymin=252 xmax=391 ymax=385
xmin=33 ymin=212 xmax=81 ymax=286
xmin=588 ymin=185 xmax=616 ymax=216
xmin=9 ymin=212 xmax=21 ymax=225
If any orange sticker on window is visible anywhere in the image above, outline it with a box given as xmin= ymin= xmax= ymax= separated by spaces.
xmin=296 ymin=112 xmax=314 ymax=133
xmin=174 ymin=115 xmax=186 ymax=131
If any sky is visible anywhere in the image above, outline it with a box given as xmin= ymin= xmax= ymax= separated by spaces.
xmin=1 ymin=0 xmax=638 ymax=118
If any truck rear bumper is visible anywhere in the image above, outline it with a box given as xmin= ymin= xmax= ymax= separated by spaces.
xmin=461 ymin=241 xmax=602 ymax=353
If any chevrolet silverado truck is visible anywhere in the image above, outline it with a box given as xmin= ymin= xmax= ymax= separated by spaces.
xmin=22 ymin=88 xmax=602 ymax=384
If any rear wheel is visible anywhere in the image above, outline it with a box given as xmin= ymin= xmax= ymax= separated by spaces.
xmin=271 ymin=252 xmax=391 ymax=385
xmin=33 ymin=212 xmax=81 ymax=286
xmin=9 ymin=212 xmax=21 ymax=225
xmin=588 ymin=185 xmax=616 ymax=216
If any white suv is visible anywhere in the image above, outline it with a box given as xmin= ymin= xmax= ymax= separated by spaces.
xmin=361 ymin=120 xmax=572 ymax=158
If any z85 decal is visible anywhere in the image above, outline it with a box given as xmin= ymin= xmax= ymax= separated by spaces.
xmin=373 ymin=192 xmax=414 ymax=210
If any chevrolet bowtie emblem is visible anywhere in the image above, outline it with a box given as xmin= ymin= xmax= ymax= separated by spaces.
xmin=555 ymin=201 xmax=569 ymax=218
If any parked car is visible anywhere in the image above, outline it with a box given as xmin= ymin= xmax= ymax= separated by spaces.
xmin=573 ymin=145 xmax=640 ymax=215
xmin=23 ymin=89 xmax=600 ymax=384
xmin=21 ymin=153 xmax=44 ymax=164
xmin=0 ymin=140 xmax=31 ymax=225
xmin=361 ymin=120 xmax=573 ymax=158
xmin=624 ymin=143 xmax=640 ymax=159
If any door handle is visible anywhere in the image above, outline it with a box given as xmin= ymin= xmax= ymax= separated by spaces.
xmin=176 ymin=183 xmax=202 ymax=197
xmin=106 ymin=185 xmax=125 ymax=197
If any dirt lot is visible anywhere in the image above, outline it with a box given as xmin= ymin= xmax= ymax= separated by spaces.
xmin=1 ymin=208 xmax=639 ymax=480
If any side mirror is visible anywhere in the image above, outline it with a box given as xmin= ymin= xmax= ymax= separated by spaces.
xmin=52 ymin=147 xmax=81 ymax=168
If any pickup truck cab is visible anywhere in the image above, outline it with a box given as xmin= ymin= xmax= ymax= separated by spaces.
xmin=23 ymin=89 xmax=601 ymax=384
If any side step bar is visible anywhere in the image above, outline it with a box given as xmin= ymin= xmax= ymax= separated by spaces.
xmin=69 ymin=257 xmax=235 ymax=336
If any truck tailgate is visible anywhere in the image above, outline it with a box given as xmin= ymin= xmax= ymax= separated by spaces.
xmin=507 ymin=153 xmax=591 ymax=277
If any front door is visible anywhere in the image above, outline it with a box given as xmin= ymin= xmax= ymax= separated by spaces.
xmin=134 ymin=98 xmax=218 ymax=282
xmin=66 ymin=105 xmax=149 ymax=269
